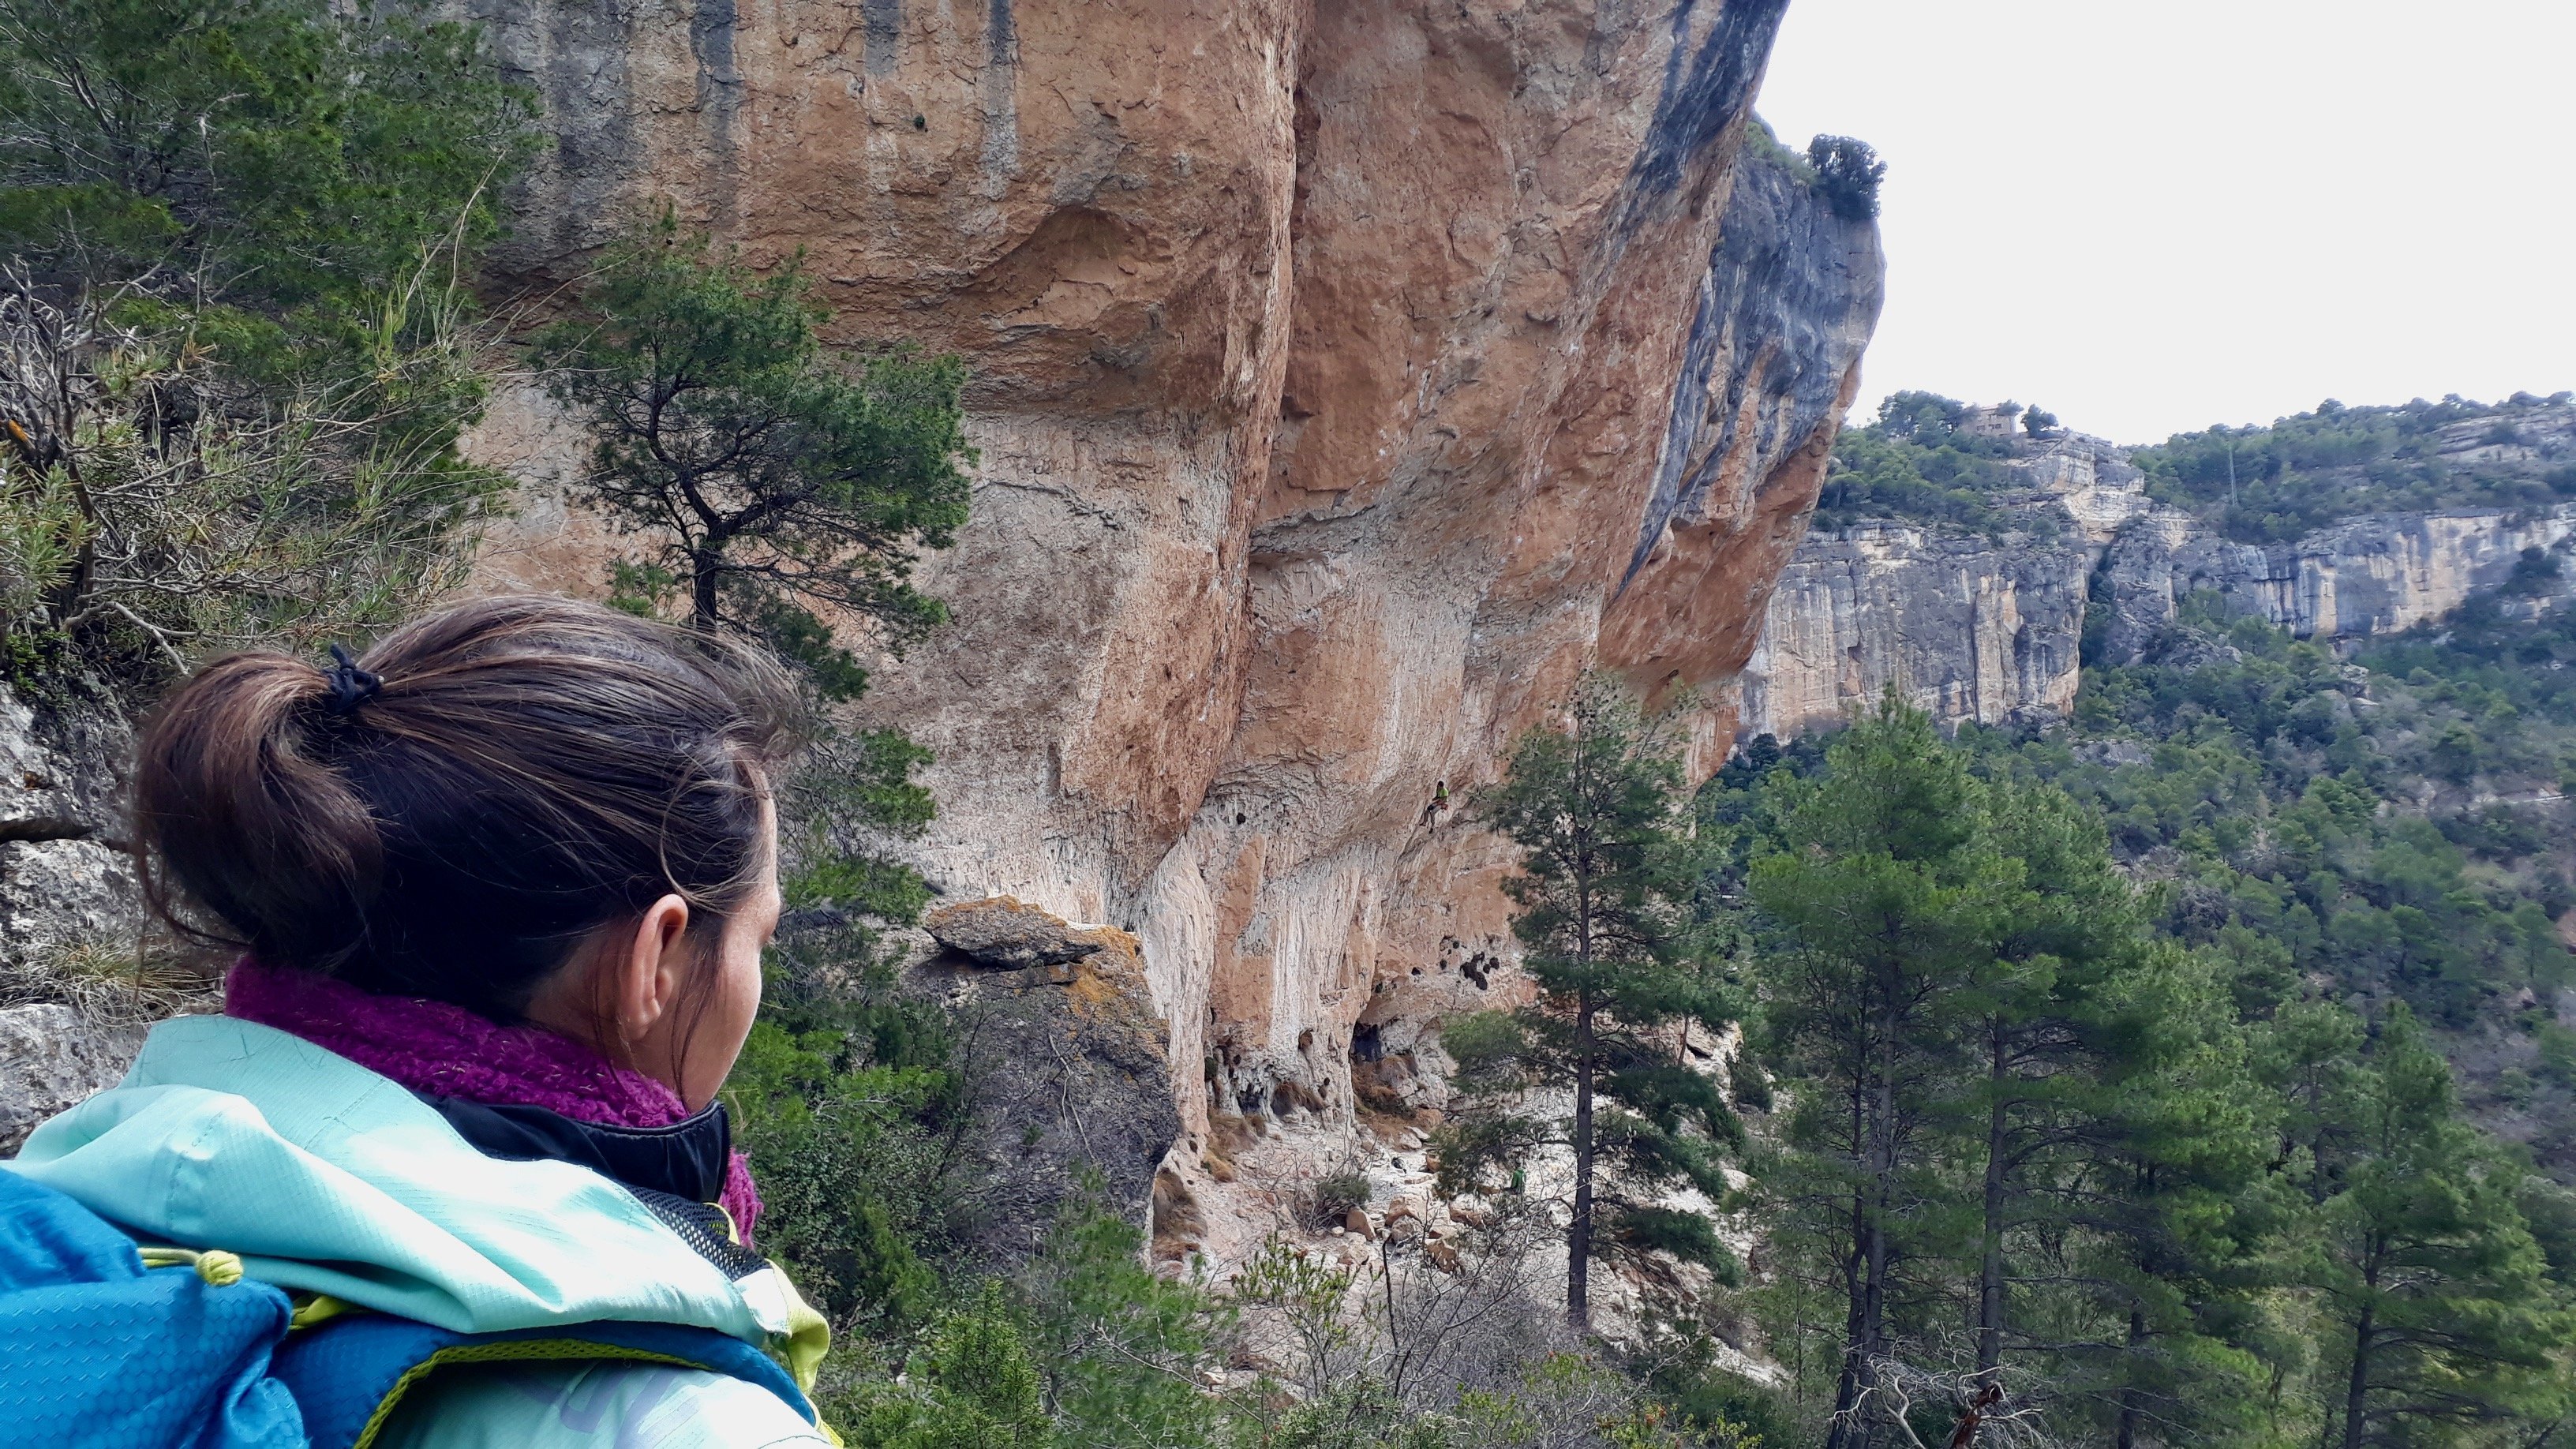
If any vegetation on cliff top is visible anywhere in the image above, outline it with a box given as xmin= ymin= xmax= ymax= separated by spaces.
xmin=2134 ymin=393 xmax=2576 ymax=543
xmin=1745 ymin=115 xmax=1888 ymax=224
xmin=1810 ymin=391 xmax=2061 ymax=541
xmin=1813 ymin=389 xmax=2576 ymax=546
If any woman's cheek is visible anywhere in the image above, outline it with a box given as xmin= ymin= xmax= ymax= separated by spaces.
xmin=682 ymin=930 xmax=766 ymax=1107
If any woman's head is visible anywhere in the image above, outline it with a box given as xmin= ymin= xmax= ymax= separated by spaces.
xmin=135 ymin=595 xmax=806 ymax=1105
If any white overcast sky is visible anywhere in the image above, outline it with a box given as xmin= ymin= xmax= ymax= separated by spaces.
xmin=1754 ymin=0 xmax=2576 ymax=446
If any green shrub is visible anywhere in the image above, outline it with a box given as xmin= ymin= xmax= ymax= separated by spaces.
xmin=1309 ymin=1170 xmax=1371 ymax=1230
xmin=1804 ymin=135 xmax=1885 ymax=222
xmin=848 ymin=1286 xmax=1052 ymax=1449
xmin=2538 ymin=1023 xmax=2576 ymax=1091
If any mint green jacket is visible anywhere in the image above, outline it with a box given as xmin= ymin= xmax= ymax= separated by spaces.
xmin=5 ymin=1016 xmax=832 ymax=1448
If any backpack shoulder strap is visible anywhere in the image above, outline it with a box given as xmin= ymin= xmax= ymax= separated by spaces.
xmin=272 ymin=1312 xmax=821 ymax=1449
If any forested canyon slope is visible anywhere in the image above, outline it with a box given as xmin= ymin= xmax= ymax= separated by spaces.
xmin=1735 ymin=391 xmax=2576 ymax=1179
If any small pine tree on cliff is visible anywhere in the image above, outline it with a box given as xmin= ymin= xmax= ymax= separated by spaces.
xmin=1437 ymin=673 xmax=1743 ymax=1330
xmin=537 ymin=215 xmax=972 ymax=702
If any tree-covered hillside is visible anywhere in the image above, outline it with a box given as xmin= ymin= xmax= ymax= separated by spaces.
xmin=2134 ymin=393 xmax=2576 ymax=542
xmin=1790 ymin=390 xmax=2576 ymax=1176
xmin=1955 ymin=581 xmax=2576 ymax=1178
xmin=1710 ymin=702 xmax=2576 ymax=1449
xmin=1810 ymin=389 xmax=2576 ymax=545
xmin=1809 ymin=391 xmax=2044 ymax=539
xmin=1692 ymin=391 xmax=2576 ymax=1443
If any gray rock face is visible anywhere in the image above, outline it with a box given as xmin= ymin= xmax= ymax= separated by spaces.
xmin=1625 ymin=152 xmax=1888 ymax=588
xmin=0 ymin=678 xmax=125 ymax=844
xmin=2102 ymin=503 xmax=2576 ymax=661
xmin=0 ymin=839 xmax=145 ymax=976
xmin=0 ymin=1003 xmax=147 ymax=1155
xmin=2008 ymin=432 xmax=2151 ymax=544
xmin=1741 ymin=428 xmax=2576 ymax=739
xmin=0 ymin=681 xmax=145 ymax=981
xmin=1742 ymin=523 xmax=2094 ymax=739
xmin=0 ymin=681 xmax=169 ymax=1156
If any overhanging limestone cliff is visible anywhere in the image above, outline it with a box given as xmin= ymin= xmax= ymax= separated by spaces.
xmin=466 ymin=0 xmax=1883 ymax=1251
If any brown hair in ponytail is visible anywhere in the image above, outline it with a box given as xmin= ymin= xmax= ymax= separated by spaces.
xmin=133 ymin=594 xmax=807 ymax=1022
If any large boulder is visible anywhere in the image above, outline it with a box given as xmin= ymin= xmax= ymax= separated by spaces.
xmin=0 ymin=678 xmax=151 ymax=988
xmin=924 ymin=894 xmax=1106 ymax=970
xmin=910 ymin=897 xmax=1180 ymax=1260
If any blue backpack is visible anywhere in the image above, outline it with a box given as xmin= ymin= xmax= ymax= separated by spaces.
xmin=0 ymin=1170 xmax=817 ymax=1447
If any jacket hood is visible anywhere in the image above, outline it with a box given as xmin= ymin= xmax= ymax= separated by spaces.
xmin=3 ymin=1015 xmax=777 ymax=1344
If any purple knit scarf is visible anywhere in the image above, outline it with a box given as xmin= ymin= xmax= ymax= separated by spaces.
xmin=224 ymin=960 xmax=762 ymax=1245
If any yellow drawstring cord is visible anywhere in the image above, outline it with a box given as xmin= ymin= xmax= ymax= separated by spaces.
xmin=137 ymin=1246 xmax=246 ymax=1286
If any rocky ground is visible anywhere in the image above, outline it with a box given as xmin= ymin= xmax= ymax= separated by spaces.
xmin=0 ymin=680 xmax=178 ymax=1153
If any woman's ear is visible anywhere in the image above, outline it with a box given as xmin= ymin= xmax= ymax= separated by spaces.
xmin=613 ymin=893 xmax=693 ymax=1045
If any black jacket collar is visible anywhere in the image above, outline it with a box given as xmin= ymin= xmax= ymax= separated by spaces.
xmin=412 ymin=1091 xmax=734 ymax=1207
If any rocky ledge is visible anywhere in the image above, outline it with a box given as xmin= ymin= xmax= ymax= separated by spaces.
xmin=912 ymin=897 xmax=1181 ymax=1260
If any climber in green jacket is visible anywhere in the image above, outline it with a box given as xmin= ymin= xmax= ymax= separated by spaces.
xmin=7 ymin=595 xmax=837 ymax=1447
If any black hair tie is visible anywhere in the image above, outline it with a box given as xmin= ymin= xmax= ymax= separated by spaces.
xmin=322 ymin=642 xmax=384 ymax=716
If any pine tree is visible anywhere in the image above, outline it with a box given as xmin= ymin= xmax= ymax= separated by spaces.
xmin=541 ymin=215 xmax=970 ymax=994
xmin=2067 ymin=942 xmax=2276 ymax=1449
xmin=1729 ymin=701 xmax=2282 ymax=1447
xmin=2302 ymin=1006 xmax=2570 ymax=1449
xmin=1940 ymin=784 xmax=2281 ymax=1447
xmin=1954 ymin=781 xmax=2138 ymax=1384
xmin=1441 ymin=673 xmax=1743 ymax=1330
xmin=537 ymin=215 xmax=972 ymax=700
xmin=2250 ymin=1000 xmax=2369 ymax=1211
xmin=1743 ymin=696 xmax=2013 ymax=1447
